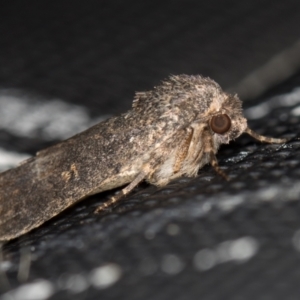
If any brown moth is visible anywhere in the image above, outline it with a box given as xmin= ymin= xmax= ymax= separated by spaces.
xmin=0 ymin=75 xmax=288 ymax=241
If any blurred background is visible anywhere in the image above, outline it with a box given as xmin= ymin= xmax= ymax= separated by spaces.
xmin=1 ymin=1 xmax=300 ymax=299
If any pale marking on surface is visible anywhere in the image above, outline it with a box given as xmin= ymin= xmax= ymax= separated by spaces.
xmin=0 ymin=261 xmax=12 ymax=272
xmin=245 ymin=86 xmax=300 ymax=120
xmin=1 ymin=279 xmax=54 ymax=300
xmin=217 ymin=195 xmax=244 ymax=211
xmin=0 ymin=88 xmax=109 ymax=140
xmin=0 ymin=148 xmax=31 ymax=172
xmin=58 ymin=273 xmax=90 ymax=293
xmin=166 ymin=223 xmax=180 ymax=236
xmin=291 ymin=105 xmax=300 ymax=116
xmin=161 ymin=254 xmax=185 ymax=275
xmin=193 ymin=237 xmax=259 ymax=271
xmin=257 ymin=186 xmax=280 ymax=201
xmin=0 ymin=263 xmax=123 ymax=298
xmin=89 ymin=263 xmax=122 ymax=289
xmin=292 ymin=229 xmax=300 ymax=252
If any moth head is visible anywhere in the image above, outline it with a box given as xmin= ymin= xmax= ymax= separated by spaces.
xmin=209 ymin=94 xmax=289 ymax=145
xmin=209 ymin=94 xmax=247 ymax=144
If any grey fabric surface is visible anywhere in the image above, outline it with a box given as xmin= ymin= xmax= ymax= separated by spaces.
xmin=1 ymin=1 xmax=300 ymax=299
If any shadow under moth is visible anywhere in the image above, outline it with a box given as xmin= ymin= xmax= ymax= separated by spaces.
xmin=0 ymin=75 xmax=288 ymax=241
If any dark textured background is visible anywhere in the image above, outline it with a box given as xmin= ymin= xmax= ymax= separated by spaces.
xmin=1 ymin=1 xmax=300 ymax=299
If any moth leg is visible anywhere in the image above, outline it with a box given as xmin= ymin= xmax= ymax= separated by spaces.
xmin=202 ymin=129 xmax=229 ymax=180
xmin=95 ymin=171 xmax=146 ymax=213
xmin=209 ymin=150 xmax=229 ymax=181
xmin=173 ymin=128 xmax=194 ymax=174
xmin=193 ymin=143 xmax=204 ymax=165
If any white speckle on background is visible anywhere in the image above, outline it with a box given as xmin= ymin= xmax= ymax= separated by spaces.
xmin=1 ymin=280 xmax=54 ymax=300
xmin=90 ymin=263 xmax=122 ymax=289
xmin=161 ymin=254 xmax=184 ymax=275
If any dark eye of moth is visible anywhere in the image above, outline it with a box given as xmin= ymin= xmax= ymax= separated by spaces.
xmin=210 ymin=114 xmax=231 ymax=134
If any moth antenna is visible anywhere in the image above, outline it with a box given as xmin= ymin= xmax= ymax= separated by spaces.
xmin=245 ymin=127 xmax=289 ymax=144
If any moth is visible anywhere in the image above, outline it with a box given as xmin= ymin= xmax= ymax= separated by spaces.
xmin=0 ymin=75 xmax=288 ymax=241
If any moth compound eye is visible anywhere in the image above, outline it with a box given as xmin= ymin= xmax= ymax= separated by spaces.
xmin=210 ymin=114 xmax=231 ymax=134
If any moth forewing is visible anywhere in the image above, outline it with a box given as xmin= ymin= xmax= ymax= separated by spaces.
xmin=0 ymin=116 xmax=152 ymax=241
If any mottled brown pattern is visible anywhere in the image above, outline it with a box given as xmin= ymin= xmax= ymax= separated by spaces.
xmin=0 ymin=75 xmax=288 ymax=241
